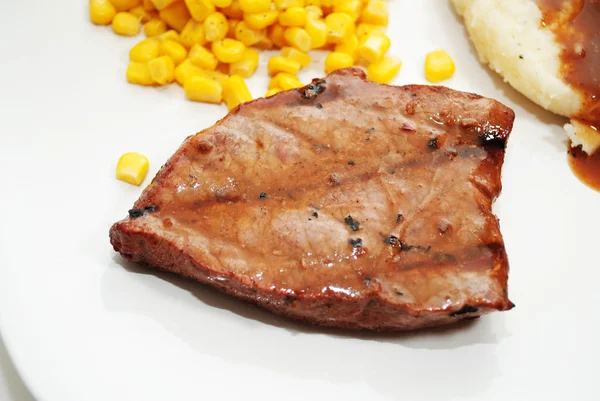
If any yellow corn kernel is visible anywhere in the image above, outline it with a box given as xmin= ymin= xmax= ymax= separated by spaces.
xmin=360 ymin=0 xmax=387 ymax=26
xmin=356 ymin=29 xmax=389 ymax=64
xmin=268 ymin=23 xmax=287 ymax=48
xmin=159 ymin=29 xmax=180 ymax=41
xmin=204 ymin=12 xmax=228 ymax=41
xmin=159 ymin=1 xmax=191 ymax=31
xmin=229 ymin=48 xmax=259 ymax=77
xmin=148 ymin=55 xmax=176 ymax=84
xmin=112 ymin=12 xmax=142 ymax=36
xmin=265 ymin=87 xmax=282 ymax=97
xmin=325 ymin=12 xmax=354 ymax=44
xmin=189 ymin=44 xmax=218 ymax=70
xmin=200 ymin=69 xmax=228 ymax=86
xmin=143 ymin=0 xmax=156 ymax=11
xmin=129 ymin=38 xmax=160 ymax=62
xmin=212 ymin=0 xmax=233 ymax=7
xmin=179 ymin=20 xmax=206 ymax=48
xmin=325 ymin=51 xmax=353 ymax=73
xmin=223 ymin=75 xmax=253 ymax=109
xmin=159 ymin=40 xmax=188 ymax=64
xmin=304 ymin=5 xmax=322 ymax=19
xmin=144 ymin=18 xmax=167 ymax=36
xmin=278 ymin=7 xmax=307 ymax=26
xmin=175 ymin=58 xmax=204 ymax=85
xmin=151 ymin=0 xmax=178 ymax=9
xmin=333 ymin=0 xmax=362 ymax=21
xmin=424 ymin=50 xmax=455 ymax=83
xmin=256 ymin=36 xmax=274 ymax=49
xmin=239 ymin=0 xmax=272 ymax=13
xmin=356 ymin=22 xmax=383 ymax=38
xmin=244 ymin=10 xmax=279 ymax=29
xmin=234 ymin=21 xmax=266 ymax=46
xmin=184 ymin=76 xmax=223 ymax=103
xmin=274 ymin=0 xmax=304 ymax=9
xmin=116 ymin=152 xmax=149 ymax=186
xmin=226 ymin=18 xmax=239 ymax=38
xmin=130 ymin=5 xmax=156 ymax=22
xmin=367 ymin=55 xmax=401 ymax=83
xmin=321 ymin=0 xmax=341 ymax=6
xmin=211 ymin=38 xmax=246 ymax=63
xmin=267 ymin=55 xmax=301 ymax=75
xmin=111 ymin=0 xmax=142 ymax=11
xmin=89 ymin=0 xmax=117 ymax=25
xmin=185 ymin=0 xmax=215 ymax=22
xmin=304 ymin=17 xmax=326 ymax=48
xmin=126 ymin=61 xmax=155 ymax=85
xmin=284 ymin=27 xmax=311 ymax=52
xmin=280 ymin=47 xmax=310 ymax=67
xmin=334 ymin=33 xmax=358 ymax=56
xmin=221 ymin=0 xmax=244 ymax=19
xmin=270 ymin=72 xmax=303 ymax=89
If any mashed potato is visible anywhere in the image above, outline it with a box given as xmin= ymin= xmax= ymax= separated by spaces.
xmin=452 ymin=0 xmax=600 ymax=154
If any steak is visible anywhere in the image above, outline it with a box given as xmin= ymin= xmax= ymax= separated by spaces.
xmin=110 ymin=68 xmax=515 ymax=331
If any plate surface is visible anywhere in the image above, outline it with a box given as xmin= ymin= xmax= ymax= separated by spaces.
xmin=1 ymin=1 xmax=598 ymax=400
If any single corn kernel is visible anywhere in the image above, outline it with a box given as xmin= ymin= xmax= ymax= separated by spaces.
xmin=304 ymin=5 xmax=323 ymax=19
xmin=223 ymin=75 xmax=253 ymax=110
xmin=305 ymin=0 xmax=321 ymax=6
xmin=112 ymin=12 xmax=142 ymax=36
xmin=151 ymin=0 xmax=179 ymax=9
xmin=204 ymin=12 xmax=228 ymax=42
xmin=367 ymin=55 xmax=401 ymax=83
xmin=255 ymin=35 xmax=274 ymax=49
xmin=148 ymin=55 xmax=176 ymax=84
xmin=270 ymin=72 xmax=303 ymax=89
xmin=159 ymin=29 xmax=180 ymax=41
xmin=279 ymin=7 xmax=307 ymax=26
xmin=185 ymin=0 xmax=215 ymax=22
xmin=144 ymin=18 xmax=167 ymax=36
xmin=356 ymin=29 xmax=389 ymax=64
xmin=334 ymin=33 xmax=358 ymax=57
xmin=126 ymin=61 xmax=155 ymax=85
xmin=229 ymin=48 xmax=259 ymax=77
xmin=143 ymin=0 xmax=156 ymax=11
xmin=129 ymin=38 xmax=161 ymax=62
xmin=325 ymin=51 xmax=353 ymax=73
xmin=360 ymin=0 xmax=388 ymax=26
xmin=89 ymin=0 xmax=117 ymax=25
xmin=284 ymin=27 xmax=312 ymax=52
xmin=356 ymin=22 xmax=383 ymax=38
xmin=321 ymin=0 xmax=342 ymax=7
xmin=159 ymin=1 xmax=191 ymax=31
xmin=234 ymin=21 xmax=266 ymax=46
xmin=274 ymin=0 xmax=304 ymax=9
xmin=211 ymin=38 xmax=246 ymax=63
xmin=184 ymin=76 xmax=223 ymax=103
xmin=175 ymin=58 xmax=204 ymax=85
xmin=244 ymin=10 xmax=279 ymax=29
xmin=130 ymin=5 xmax=156 ymax=23
xmin=265 ymin=87 xmax=282 ymax=97
xmin=189 ymin=44 xmax=218 ymax=70
xmin=268 ymin=23 xmax=287 ymax=48
xmin=212 ymin=0 xmax=233 ymax=7
xmin=239 ymin=0 xmax=272 ymax=13
xmin=325 ymin=12 xmax=354 ymax=44
xmin=334 ymin=0 xmax=362 ymax=21
xmin=280 ymin=47 xmax=310 ymax=67
xmin=116 ymin=152 xmax=149 ymax=186
xmin=221 ymin=0 xmax=244 ymax=19
xmin=304 ymin=17 xmax=327 ymax=48
xmin=179 ymin=20 xmax=206 ymax=48
xmin=227 ymin=18 xmax=239 ymax=38
xmin=159 ymin=40 xmax=188 ymax=65
xmin=110 ymin=0 xmax=142 ymax=11
xmin=424 ymin=50 xmax=455 ymax=83
xmin=268 ymin=55 xmax=301 ymax=75
xmin=199 ymin=69 xmax=228 ymax=86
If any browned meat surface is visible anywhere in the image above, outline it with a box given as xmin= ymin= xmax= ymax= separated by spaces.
xmin=110 ymin=68 xmax=515 ymax=331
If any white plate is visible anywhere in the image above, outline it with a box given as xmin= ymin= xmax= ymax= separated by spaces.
xmin=1 ymin=1 xmax=598 ymax=400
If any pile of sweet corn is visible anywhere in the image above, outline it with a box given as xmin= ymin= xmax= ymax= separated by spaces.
xmin=89 ymin=0 xmax=414 ymax=109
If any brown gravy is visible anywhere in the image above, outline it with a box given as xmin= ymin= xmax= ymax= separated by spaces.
xmin=569 ymin=143 xmax=600 ymax=190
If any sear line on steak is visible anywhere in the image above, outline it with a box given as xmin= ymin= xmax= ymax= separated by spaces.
xmin=110 ymin=68 xmax=515 ymax=331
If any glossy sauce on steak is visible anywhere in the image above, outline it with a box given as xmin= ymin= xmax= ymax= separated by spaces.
xmin=110 ymin=68 xmax=515 ymax=331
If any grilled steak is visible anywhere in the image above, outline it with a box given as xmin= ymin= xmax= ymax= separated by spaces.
xmin=110 ymin=68 xmax=515 ymax=331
